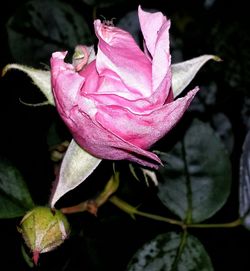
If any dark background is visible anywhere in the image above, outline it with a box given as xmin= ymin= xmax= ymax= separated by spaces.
xmin=1 ymin=0 xmax=250 ymax=270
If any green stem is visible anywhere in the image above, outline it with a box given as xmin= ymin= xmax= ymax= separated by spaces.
xmin=109 ymin=196 xmax=183 ymax=227
xmin=109 ymin=196 xmax=242 ymax=229
xmin=187 ymin=218 xmax=243 ymax=228
xmin=135 ymin=209 xmax=183 ymax=227
xmin=171 ymin=231 xmax=188 ymax=270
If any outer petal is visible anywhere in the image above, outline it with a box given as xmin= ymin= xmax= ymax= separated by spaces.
xmin=51 ymin=52 xmax=83 ymax=116
xmin=51 ymin=51 xmax=97 ymax=121
xmin=138 ymin=6 xmax=168 ymax=58
xmin=139 ymin=6 xmax=171 ymax=93
xmin=94 ymin=19 xmax=152 ymax=97
xmin=65 ymin=107 xmax=162 ymax=168
xmin=151 ymin=20 xmax=171 ymax=93
xmin=95 ymin=87 xmax=199 ymax=149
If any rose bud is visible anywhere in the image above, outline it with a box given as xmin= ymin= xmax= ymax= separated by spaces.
xmin=18 ymin=206 xmax=70 ymax=265
xmin=50 ymin=6 xmax=198 ymax=169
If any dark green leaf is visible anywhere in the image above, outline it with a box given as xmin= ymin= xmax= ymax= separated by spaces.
xmin=127 ymin=231 xmax=213 ymax=271
xmin=239 ymin=130 xmax=250 ymax=229
xmin=0 ymin=157 xmax=34 ymax=218
xmin=157 ymin=119 xmax=232 ymax=223
xmin=7 ymin=0 xmax=92 ymax=66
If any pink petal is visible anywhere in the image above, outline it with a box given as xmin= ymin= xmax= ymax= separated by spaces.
xmin=152 ymin=20 xmax=171 ymax=93
xmin=66 ymin=107 xmax=162 ymax=169
xmin=94 ymin=19 xmax=152 ymax=97
xmin=80 ymin=61 xmax=136 ymax=100
xmin=139 ymin=6 xmax=172 ymax=94
xmin=51 ymin=52 xmax=97 ymax=120
xmin=78 ymin=60 xmax=100 ymax=94
xmin=81 ymin=61 xmax=171 ymax=113
xmin=138 ymin=6 xmax=168 ymax=58
xmin=95 ymin=87 xmax=199 ymax=149
xmin=51 ymin=52 xmax=85 ymax=116
xmin=80 ymin=59 xmax=172 ymax=114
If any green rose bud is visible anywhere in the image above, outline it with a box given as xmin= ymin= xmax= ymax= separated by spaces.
xmin=18 ymin=206 xmax=70 ymax=265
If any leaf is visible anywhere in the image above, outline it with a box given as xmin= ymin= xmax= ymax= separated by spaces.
xmin=127 ymin=231 xmax=213 ymax=271
xmin=239 ymin=130 xmax=250 ymax=229
xmin=0 ymin=157 xmax=34 ymax=218
xmin=157 ymin=119 xmax=232 ymax=223
xmin=172 ymin=55 xmax=221 ymax=98
xmin=2 ymin=64 xmax=54 ymax=106
xmin=7 ymin=0 xmax=92 ymax=66
xmin=50 ymin=139 xmax=102 ymax=208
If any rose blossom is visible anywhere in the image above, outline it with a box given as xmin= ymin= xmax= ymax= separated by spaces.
xmin=50 ymin=6 xmax=199 ymax=168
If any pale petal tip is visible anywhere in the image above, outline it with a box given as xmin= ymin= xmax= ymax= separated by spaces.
xmin=213 ymin=55 xmax=223 ymax=62
xmin=190 ymin=86 xmax=200 ymax=95
xmin=52 ymin=51 xmax=68 ymax=59
xmin=2 ymin=64 xmax=10 ymax=77
xmin=94 ymin=19 xmax=101 ymax=27
xmin=138 ymin=5 xmax=148 ymax=17
xmin=1 ymin=63 xmax=24 ymax=77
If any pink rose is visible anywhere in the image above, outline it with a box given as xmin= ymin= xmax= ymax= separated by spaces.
xmin=50 ymin=6 xmax=198 ymax=168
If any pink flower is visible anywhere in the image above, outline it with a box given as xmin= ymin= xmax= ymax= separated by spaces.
xmin=50 ymin=6 xmax=198 ymax=168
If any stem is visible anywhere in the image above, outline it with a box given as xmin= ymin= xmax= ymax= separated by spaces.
xmin=109 ymin=195 xmax=243 ymax=229
xmin=109 ymin=196 xmax=184 ymax=227
xmin=61 ymin=202 xmax=90 ymax=214
xmin=171 ymin=231 xmax=188 ymax=270
xmin=135 ymin=209 xmax=183 ymax=227
xmin=187 ymin=218 xmax=243 ymax=228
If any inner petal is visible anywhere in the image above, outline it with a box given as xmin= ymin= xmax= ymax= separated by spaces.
xmin=94 ymin=19 xmax=152 ymax=97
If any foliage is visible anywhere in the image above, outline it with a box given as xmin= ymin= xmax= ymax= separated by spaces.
xmin=0 ymin=157 xmax=34 ymax=218
xmin=157 ymin=119 xmax=232 ymax=223
xmin=0 ymin=0 xmax=249 ymax=270
xmin=127 ymin=232 xmax=213 ymax=271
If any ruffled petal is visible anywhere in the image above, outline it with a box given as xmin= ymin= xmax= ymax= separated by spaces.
xmin=80 ymin=61 xmax=135 ymax=100
xmin=67 ymin=107 xmax=162 ymax=169
xmin=152 ymin=20 xmax=171 ymax=93
xmin=51 ymin=52 xmax=98 ymax=122
xmin=94 ymin=19 xmax=152 ymax=97
xmin=51 ymin=52 xmax=85 ymax=117
xmin=139 ymin=6 xmax=171 ymax=94
xmin=81 ymin=59 xmax=172 ymax=114
xmin=138 ymin=6 xmax=168 ymax=58
xmin=78 ymin=60 xmax=100 ymax=94
xmin=95 ymin=87 xmax=199 ymax=149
